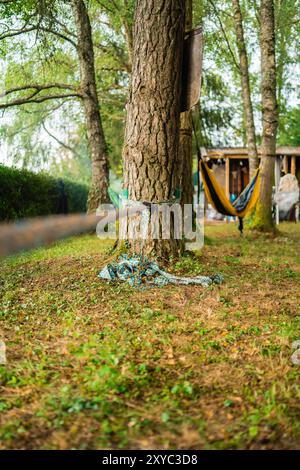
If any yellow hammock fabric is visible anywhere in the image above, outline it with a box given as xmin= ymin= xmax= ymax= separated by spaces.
xmin=199 ymin=160 xmax=261 ymax=218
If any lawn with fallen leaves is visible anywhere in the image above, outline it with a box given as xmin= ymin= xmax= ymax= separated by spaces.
xmin=0 ymin=222 xmax=299 ymax=449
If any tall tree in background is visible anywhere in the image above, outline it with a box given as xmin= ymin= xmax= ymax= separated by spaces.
xmin=3 ymin=0 xmax=299 ymax=214
xmin=232 ymin=0 xmax=258 ymax=178
xmin=72 ymin=0 xmax=109 ymax=211
xmin=252 ymin=0 xmax=278 ymax=230
xmin=123 ymin=0 xmax=185 ymax=258
xmin=0 ymin=0 xmax=111 ymax=211
xmin=274 ymin=0 xmax=300 ymax=143
xmin=179 ymin=0 xmax=193 ymax=207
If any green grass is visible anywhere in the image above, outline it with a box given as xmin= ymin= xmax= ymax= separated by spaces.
xmin=0 ymin=222 xmax=300 ymax=449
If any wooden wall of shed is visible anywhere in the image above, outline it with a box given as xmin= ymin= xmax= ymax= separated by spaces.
xmin=209 ymin=158 xmax=250 ymax=196
xmin=230 ymin=159 xmax=249 ymax=195
xmin=211 ymin=163 xmax=226 ymax=189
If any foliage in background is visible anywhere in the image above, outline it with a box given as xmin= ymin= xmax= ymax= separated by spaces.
xmin=0 ymin=0 xmax=300 ymax=187
xmin=0 ymin=0 xmax=130 ymax=183
xmin=0 ymin=164 xmax=88 ymax=221
xmin=278 ymin=108 xmax=300 ymax=147
xmin=196 ymin=0 xmax=300 ymax=147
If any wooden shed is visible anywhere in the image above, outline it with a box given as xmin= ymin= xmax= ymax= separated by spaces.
xmin=201 ymin=147 xmax=300 ymax=198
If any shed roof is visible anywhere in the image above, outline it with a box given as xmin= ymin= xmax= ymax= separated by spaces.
xmin=204 ymin=147 xmax=300 ymax=159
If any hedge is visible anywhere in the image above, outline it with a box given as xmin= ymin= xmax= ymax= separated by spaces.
xmin=0 ymin=165 xmax=89 ymax=221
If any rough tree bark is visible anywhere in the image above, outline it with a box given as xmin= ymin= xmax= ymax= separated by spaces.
xmin=122 ymin=0 xmax=185 ymax=258
xmin=232 ymin=0 xmax=258 ymax=179
xmin=252 ymin=0 xmax=278 ymax=230
xmin=72 ymin=0 xmax=109 ymax=212
xmin=179 ymin=0 xmax=193 ymax=207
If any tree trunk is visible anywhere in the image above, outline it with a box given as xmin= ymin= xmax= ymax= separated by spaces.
xmin=123 ymin=0 xmax=134 ymax=72
xmin=232 ymin=0 xmax=258 ymax=179
xmin=179 ymin=0 xmax=193 ymax=207
xmin=72 ymin=0 xmax=109 ymax=212
xmin=252 ymin=0 xmax=278 ymax=230
xmin=122 ymin=0 xmax=185 ymax=258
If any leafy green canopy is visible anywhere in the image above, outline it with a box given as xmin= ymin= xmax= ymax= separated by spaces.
xmin=0 ymin=0 xmax=300 ymax=185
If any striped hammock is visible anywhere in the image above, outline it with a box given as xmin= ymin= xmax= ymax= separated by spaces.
xmin=199 ymin=160 xmax=261 ymax=219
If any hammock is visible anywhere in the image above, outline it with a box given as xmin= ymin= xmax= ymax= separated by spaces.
xmin=191 ymin=106 xmax=260 ymax=232
xmin=199 ymin=160 xmax=261 ymax=219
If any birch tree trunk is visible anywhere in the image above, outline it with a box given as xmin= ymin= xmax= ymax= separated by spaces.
xmin=252 ymin=0 xmax=278 ymax=230
xmin=180 ymin=0 xmax=193 ymax=207
xmin=72 ymin=0 xmax=109 ymax=212
xmin=122 ymin=0 xmax=185 ymax=258
xmin=232 ymin=0 xmax=258 ymax=179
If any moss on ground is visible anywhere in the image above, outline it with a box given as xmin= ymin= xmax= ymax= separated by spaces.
xmin=0 ymin=223 xmax=299 ymax=449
